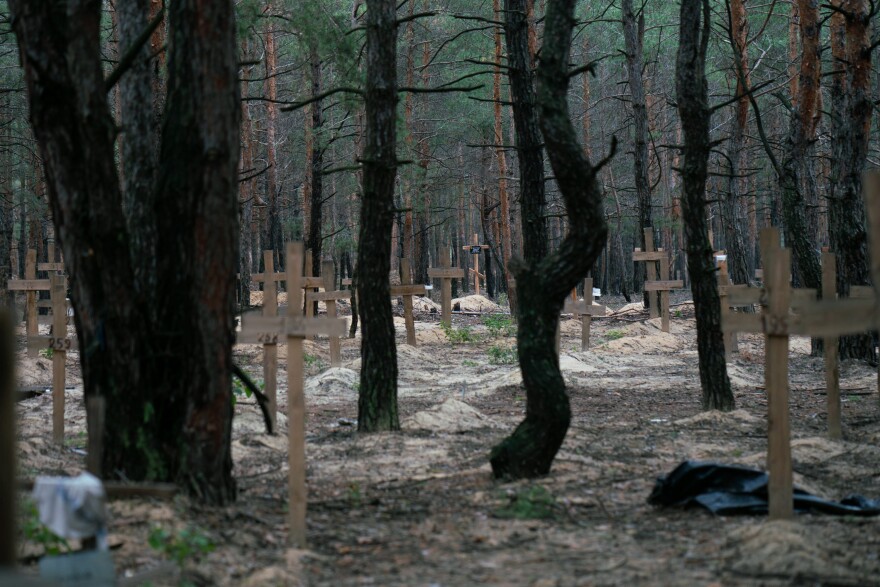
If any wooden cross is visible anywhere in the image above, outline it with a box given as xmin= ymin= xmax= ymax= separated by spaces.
xmin=642 ymin=254 xmax=683 ymax=333
xmin=558 ymin=278 xmax=606 ymax=352
xmin=716 ymin=258 xmax=738 ymax=357
xmin=393 ymin=259 xmax=425 ymax=346
xmin=343 ymin=259 xmax=425 ymax=346
xmin=26 ymin=274 xmax=75 ymax=445
xmin=305 ymin=261 xmax=351 ymax=367
xmin=6 ymin=250 xmax=49 ymax=336
xmin=427 ymin=246 xmax=465 ymax=327
xmin=721 ymin=227 xmax=880 ymax=519
xmin=240 ymin=250 xmax=286 ymax=429
xmin=462 ymin=233 xmax=489 ymax=294
xmin=632 ymin=228 xmax=661 ymax=318
xmin=240 ymin=242 xmax=347 ymax=547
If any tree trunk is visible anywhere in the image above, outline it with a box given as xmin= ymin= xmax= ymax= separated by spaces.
xmin=117 ymin=0 xmax=158 ymax=300
xmin=263 ymin=13 xmax=283 ymax=268
xmin=11 ymin=0 xmax=240 ymax=503
xmin=493 ymin=0 xmax=515 ymax=315
xmin=676 ymin=0 xmax=735 ymax=411
xmin=829 ymin=0 xmax=874 ymax=360
xmin=622 ymin=0 xmax=652 ymax=305
xmin=491 ymin=0 xmax=611 ymax=479
xmin=307 ymin=46 xmax=324 ymax=279
xmin=724 ymin=0 xmax=753 ymax=285
xmin=356 ymin=0 xmax=399 ymax=432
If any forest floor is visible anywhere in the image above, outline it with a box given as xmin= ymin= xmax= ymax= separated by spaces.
xmin=12 ymin=292 xmax=880 ymax=586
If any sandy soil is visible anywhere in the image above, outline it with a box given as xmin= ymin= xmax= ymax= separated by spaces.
xmin=11 ymin=296 xmax=880 ymax=586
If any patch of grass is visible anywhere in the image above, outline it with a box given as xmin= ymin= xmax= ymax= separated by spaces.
xmin=462 ymin=359 xmax=479 ymax=367
xmin=674 ymin=310 xmax=683 ymax=318
xmin=148 ymin=525 xmax=215 ymax=568
xmin=493 ymin=485 xmax=557 ymax=520
xmin=39 ymin=347 xmax=53 ymax=360
xmin=487 ymin=344 xmax=517 ymax=365
xmin=20 ymin=498 xmax=69 ymax=556
xmin=304 ymin=353 xmax=323 ymax=369
xmin=482 ymin=314 xmax=516 ymax=338
xmin=606 ymin=329 xmax=625 ymax=341
xmin=441 ymin=322 xmax=476 ymax=344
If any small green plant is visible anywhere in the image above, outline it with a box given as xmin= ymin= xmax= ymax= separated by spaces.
xmin=674 ymin=310 xmax=683 ymax=318
xmin=493 ymin=485 xmax=557 ymax=520
xmin=148 ymin=525 xmax=215 ymax=568
xmin=20 ymin=499 xmax=69 ymax=555
xmin=304 ymin=353 xmax=322 ymax=368
xmin=39 ymin=347 xmax=53 ymax=360
xmin=482 ymin=314 xmax=516 ymax=338
xmin=232 ymin=377 xmax=252 ymax=405
xmin=441 ymin=322 xmax=475 ymax=344
xmin=462 ymin=359 xmax=478 ymax=367
xmin=606 ymin=329 xmax=625 ymax=341
xmin=487 ymin=344 xmax=517 ymax=365
xmin=347 ymin=482 xmax=362 ymax=507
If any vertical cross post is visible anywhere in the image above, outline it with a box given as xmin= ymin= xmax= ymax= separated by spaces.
xmin=400 ymin=259 xmax=417 ymax=346
xmin=644 ymin=228 xmax=659 ymax=318
xmin=253 ymin=250 xmax=284 ymax=429
xmin=472 ymin=234 xmax=480 ymax=293
xmin=822 ymin=252 xmax=841 ymax=439
xmin=582 ymin=278 xmax=593 ymax=350
xmin=428 ymin=247 xmax=464 ymax=327
xmin=51 ymin=274 xmax=67 ymax=445
xmin=761 ymin=228 xmax=793 ymax=520
xmin=287 ymin=242 xmax=307 ymax=547
xmin=659 ymin=257 xmax=671 ymax=333
xmin=321 ymin=260 xmax=341 ymax=367
xmin=25 ymin=249 xmax=37 ymax=336
xmin=717 ymin=258 xmax=737 ymax=357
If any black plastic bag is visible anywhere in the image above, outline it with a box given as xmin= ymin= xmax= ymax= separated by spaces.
xmin=648 ymin=461 xmax=880 ymax=516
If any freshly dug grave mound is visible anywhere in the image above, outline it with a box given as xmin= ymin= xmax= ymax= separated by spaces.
xmin=412 ymin=296 xmax=441 ymax=313
xmin=403 ymin=398 xmax=498 ymax=432
xmin=451 ymin=294 xmax=501 ymax=313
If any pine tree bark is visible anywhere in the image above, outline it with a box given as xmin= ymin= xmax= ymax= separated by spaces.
xmin=676 ymin=0 xmax=735 ymax=411
xmin=622 ymin=0 xmax=652 ymax=302
xmin=491 ymin=0 xmax=611 ymax=479
xmin=829 ymin=0 xmax=873 ymax=360
xmin=263 ymin=13 xmax=283 ymax=268
xmin=356 ymin=0 xmax=399 ymax=432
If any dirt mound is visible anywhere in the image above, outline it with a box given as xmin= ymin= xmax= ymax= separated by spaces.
xmin=725 ymin=521 xmax=870 ymax=583
xmin=674 ymin=409 xmax=761 ymax=428
xmin=304 ymin=368 xmax=358 ymax=403
xmin=404 ymin=398 xmax=497 ymax=432
xmin=412 ymin=296 xmax=440 ymax=313
xmin=452 ymin=295 xmax=500 ymax=313
xmin=612 ymin=302 xmax=645 ymax=314
xmin=602 ymin=330 xmax=682 ymax=354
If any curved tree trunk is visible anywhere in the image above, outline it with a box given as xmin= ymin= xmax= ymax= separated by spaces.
xmin=356 ymin=0 xmax=399 ymax=432
xmin=491 ymin=0 xmax=611 ymax=479
xmin=676 ymin=0 xmax=735 ymax=411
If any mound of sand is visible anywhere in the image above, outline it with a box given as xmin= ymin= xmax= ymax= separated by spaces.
xmin=613 ymin=302 xmax=646 ymax=314
xmin=412 ymin=296 xmax=441 ymax=313
xmin=452 ymin=295 xmax=501 ymax=313
xmin=305 ymin=368 xmax=358 ymax=399
xmin=674 ymin=409 xmax=761 ymax=427
xmin=725 ymin=521 xmax=868 ymax=583
xmin=404 ymin=398 xmax=497 ymax=432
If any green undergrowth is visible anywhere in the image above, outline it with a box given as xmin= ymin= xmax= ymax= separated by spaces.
xmin=493 ymin=485 xmax=557 ymax=520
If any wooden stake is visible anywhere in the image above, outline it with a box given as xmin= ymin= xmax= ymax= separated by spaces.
xmin=86 ymin=396 xmax=105 ymax=478
xmin=400 ymin=259 xmax=417 ymax=346
xmin=26 ymin=249 xmax=37 ymax=336
xmin=644 ymin=228 xmax=659 ymax=318
xmin=321 ymin=260 xmax=341 ymax=367
xmin=51 ymin=274 xmax=66 ymax=446
xmin=761 ymin=228 xmax=793 ymax=520
xmin=428 ymin=247 xmax=464 ymax=327
xmin=660 ymin=257 xmax=671 ymax=333
xmin=258 ymin=250 xmax=281 ymax=430
xmin=287 ymin=242 xmax=307 ymax=548
xmin=822 ymin=252 xmax=841 ymax=439
xmin=582 ymin=278 xmax=593 ymax=350
xmin=462 ymin=233 xmax=489 ymax=293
